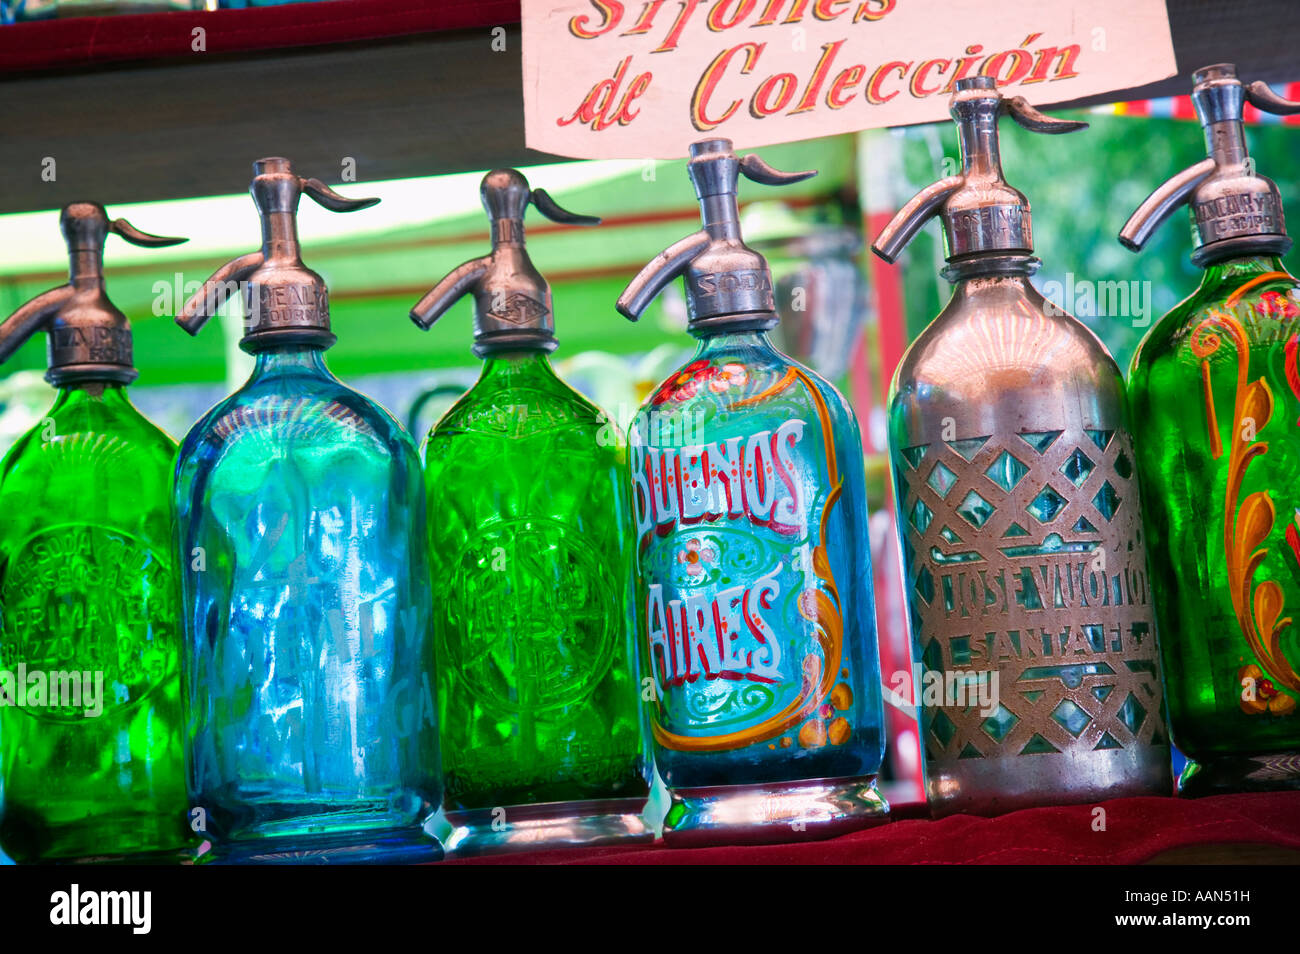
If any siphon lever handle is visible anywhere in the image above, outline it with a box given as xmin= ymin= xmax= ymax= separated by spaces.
xmin=108 ymin=217 xmax=187 ymax=248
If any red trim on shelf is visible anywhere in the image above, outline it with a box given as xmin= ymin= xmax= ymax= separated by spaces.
xmin=0 ymin=0 xmax=522 ymax=76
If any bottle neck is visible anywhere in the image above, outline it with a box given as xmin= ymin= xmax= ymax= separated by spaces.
xmin=249 ymin=346 xmax=332 ymax=382
xmin=479 ymin=349 xmax=556 ymax=383
xmin=1197 ymin=252 xmax=1293 ymax=291
xmin=698 ymin=192 xmax=743 ymax=240
xmin=1203 ymin=118 xmax=1249 ymax=168
xmin=490 ymin=216 xmax=526 ymax=248
xmin=691 ymin=329 xmax=780 ymax=357
xmin=52 ymin=380 xmax=130 ymax=406
xmin=941 ymin=252 xmax=1039 ymax=285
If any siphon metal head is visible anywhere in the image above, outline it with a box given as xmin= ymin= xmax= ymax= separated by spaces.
xmin=1120 ymin=64 xmax=1298 ymax=265
xmin=617 ymin=139 xmax=815 ymax=335
xmin=177 ymin=158 xmax=378 ymax=353
xmin=873 ymin=79 xmax=1085 ymax=271
xmin=409 ymin=168 xmax=600 ymax=357
xmin=0 ymin=202 xmax=185 ymax=386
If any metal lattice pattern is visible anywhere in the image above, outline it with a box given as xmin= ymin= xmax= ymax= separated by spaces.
xmin=895 ymin=425 xmax=1167 ymax=764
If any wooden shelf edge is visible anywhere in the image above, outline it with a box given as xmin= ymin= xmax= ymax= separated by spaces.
xmin=0 ymin=0 xmax=520 ymax=76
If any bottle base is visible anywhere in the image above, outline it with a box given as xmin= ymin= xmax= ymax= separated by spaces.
xmin=0 ymin=808 xmax=192 ymax=865
xmin=924 ymin=747 xmax=1174 ymax=817
xmin=26 ymin=843 xmax=197 ymax=866
xmin=198 ymin=825 xmax=443 ymax=865
xmin=662 ymin=775 xmax=889 ymax=848
xmin=435 ymin=798 xmax=653 ymax=856
xmin=1178 ymin=751 xmax=1300 ymax=797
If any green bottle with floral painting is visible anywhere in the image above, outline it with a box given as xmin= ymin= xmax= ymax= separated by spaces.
xmin=1122 ymin=64 xmax=1300 ymax=793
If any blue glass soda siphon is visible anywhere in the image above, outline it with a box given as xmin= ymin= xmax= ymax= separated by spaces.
xmin=172 ymin=159 xmax=440 ymax=862
xmin=616 ymin=140 xmax=888 ymax=845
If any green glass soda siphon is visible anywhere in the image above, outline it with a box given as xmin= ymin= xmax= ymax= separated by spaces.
xmin=409 ymin=170 xmax=650 ymax=853
xmin=1122 ymin=64 xmax=1300 ymax=793
xmin=0 ymin=204 xmax=189 ymax=862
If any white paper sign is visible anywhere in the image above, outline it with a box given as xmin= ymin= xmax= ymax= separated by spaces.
xmin=522 ymin=0 xmax=1176 ymax=159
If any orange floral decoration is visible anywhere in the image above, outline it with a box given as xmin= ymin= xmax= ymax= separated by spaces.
xmin=1192 ymin=297 xmax=1300 ymax=713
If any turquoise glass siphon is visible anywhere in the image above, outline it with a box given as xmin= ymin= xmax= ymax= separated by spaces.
xmin=410 ymin=170 xmax=649 ymax=854
xmin=173 ymin=159 xmax=440 ymax=862
xmin=0 ymin=204 xmax=190 ymax=862
xmin=617 ymin=140 xmax=888 ymax=845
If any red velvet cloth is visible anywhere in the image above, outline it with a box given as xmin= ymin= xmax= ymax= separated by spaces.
xmin=0 ymin=0 xmax=522 ymax=75
xmin=440 ymin=792 xmax=1300 ymax=864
